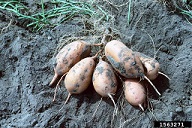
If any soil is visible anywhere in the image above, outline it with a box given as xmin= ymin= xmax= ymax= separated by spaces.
xmin=0 ymin=0 xmax=192 ymax=128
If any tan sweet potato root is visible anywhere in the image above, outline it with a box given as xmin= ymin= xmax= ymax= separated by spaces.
xmin=104 ymin=40 xmax=161 ymax=96
xmin=134 ymin=52 xmax=160 ymax=80
xmin=92 ymin=58 xmax=118 ymax=97
xmin=124 ymin=79 xmax=146 ymax=111
xmin=64 ymin=52 xmax=100 ymax=104
xmin=49 ymin=40 xmax=91 ymax=88
xmin=49 ymin=35 xmax=168 ymax=113
xmin=105 ymin=40 xmax=144 ymax=79
xmin=92 ymin=57 xmax=118 ymax=110
xmin=92 ymin=58 xmax=118 ymax=124
xmin=134 ymin=52 xmax=170 ymax=80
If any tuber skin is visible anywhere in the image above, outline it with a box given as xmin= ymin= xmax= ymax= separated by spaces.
xmin=105 ymin=40 xmax=144 ymax=79
xmin=92 ymin=57 xmax=118 ymax=97
xmin=64 ymin=52 xmax=100 ymax=104
xmin=124 ymin=79 xmax=146 ymax=111
xmin=105 ymin=40 xmax=161 ymax=96
xmin=49 ymin=40 xmax=91 ymax=88
xmin=92 ymin=58 xmax=118 ymax=122
xmin=134 ymin=52 xmax=170 ymax=80
xmin=134 ymin=52 xmax=160 ymax=80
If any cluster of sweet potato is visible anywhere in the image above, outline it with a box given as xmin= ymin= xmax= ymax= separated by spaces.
xmin=49 ymin=39 xmax=170 ymax=111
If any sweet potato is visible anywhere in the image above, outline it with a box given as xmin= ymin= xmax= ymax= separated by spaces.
xmin=134 ymin=52 xmax=170 ymax=80
xmin=105 ymin=40 xmax=161 ymax=96
xmin=64 ymin=52 xmax=99 ymax=104
xmin=92 ymin=58 xmax=118 ymax=121
xmin=92 ymin=58 xmax=118 ymax=97
xmin=49 ymin=40 xmax=91 ymax=88
xmin=105 ymin=40 xmax=144 ymax=79
xmin=134 ymin=52 xmax=159 ymax=80
xmin=124 ymin=79 xmax=146 ymax=111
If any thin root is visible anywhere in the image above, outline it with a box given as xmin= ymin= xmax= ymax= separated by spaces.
xmin=148 ymin=100 xmax=158 ymax=121
xmin=92 ymin=49 xmax=102 ymax=60
xmin=64 ymin=93 xmax=72 ymax=104
xmin=1 ymin=15 xmax=12 ymax=34
xmin=144 ymin=76 xmax=161 ymax=96
xmin=108 ymin=93 xmax=118 ymax=114
xmin=158 ymin=72 xmax=171 ymax=80
xmin=101 ymin=33 xmax=113 ymax=45
xmin=92 ymin=43 xmax=103 ymax=46
xmin=138 ymin=104 xmax=144 ymax=111
xmin=119 ymin=112 xmax=143 ymax=128
xmin=108 ymin=93 xmax=118 ymax=128
xmin=92 ymin=97 xmax=103 ymax=117
xmin=86 ymin=97 xmax=103 ymax=123
xmin=53 ymin=73 xmax=67 ymax=102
